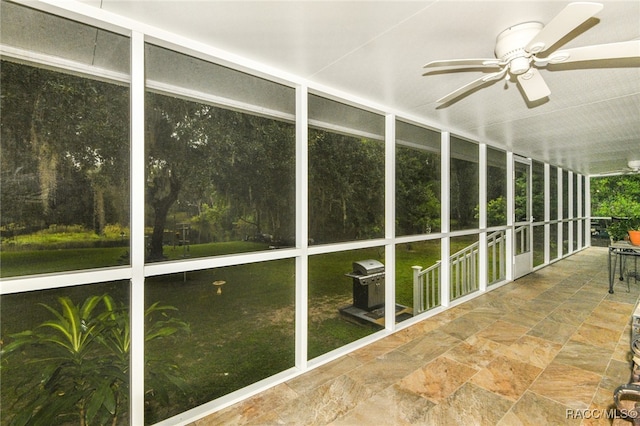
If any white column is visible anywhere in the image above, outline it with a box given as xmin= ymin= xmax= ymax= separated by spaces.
xmin=478 ymin=144 xmax=487 ymax=292
xmin=129 ymin=30 xmax=145 ymax=426
xmin=557 ymin=167 xmax=563 ymax=259
xmin=295 ymin=84 xmax=309 ymax=370
xmin=385 ymin=114 xmax=396 ymax=330
xmin=568 ymin=171 xmax=574 ymax=253
xmin=440 ymin=132 xmax=450 ymax=306
xmin=505 ymin=151 xmax=514 ymax=280
xmin=544 ymin=163 xmax=550 ymax=264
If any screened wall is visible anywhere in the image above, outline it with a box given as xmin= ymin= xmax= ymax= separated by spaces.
xmin=0 ymin=2 xmax=590 ymax=425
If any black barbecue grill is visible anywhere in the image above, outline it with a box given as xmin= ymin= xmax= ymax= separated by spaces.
xmin=346 ymin=259 xmax=385 ymax=310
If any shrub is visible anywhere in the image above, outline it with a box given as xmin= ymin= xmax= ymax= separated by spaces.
xmin=1 ymin=294 xmax=189 ymax=425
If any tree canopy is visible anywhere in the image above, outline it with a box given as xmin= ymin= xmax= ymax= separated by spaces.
xmin=591 ymin=175 xmax=640 ymax=218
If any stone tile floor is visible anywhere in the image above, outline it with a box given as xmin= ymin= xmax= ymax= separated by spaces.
xmin=191 ymin=247 xmax=640 ymax=425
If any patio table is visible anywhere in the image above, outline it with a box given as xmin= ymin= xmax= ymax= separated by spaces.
xmin=608 ymin=241 xmax=640 ymax=293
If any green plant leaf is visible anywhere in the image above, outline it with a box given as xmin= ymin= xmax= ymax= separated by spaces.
xmin=84 ymin=387 xmax=104 ymax=423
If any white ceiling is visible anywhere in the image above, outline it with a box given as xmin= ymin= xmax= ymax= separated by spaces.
xmin=43 ymin=1 xmax=640 ymax=174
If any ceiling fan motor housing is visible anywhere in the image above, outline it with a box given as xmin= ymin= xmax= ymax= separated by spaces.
xmin=495 ymin=22 xmax=543 ymax=74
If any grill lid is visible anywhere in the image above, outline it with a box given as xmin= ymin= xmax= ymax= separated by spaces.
xmin=352 ymin=259 xmax=384 ymax=275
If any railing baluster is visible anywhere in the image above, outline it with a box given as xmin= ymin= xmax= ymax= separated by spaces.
xmin=413 ymin=261 xmax=443 ymax=314
xmin=412 ymin=265 xmax=422 ymax=313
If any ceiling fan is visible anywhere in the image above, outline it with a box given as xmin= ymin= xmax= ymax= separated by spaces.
xmin=422 ymin=2 xmax=640 ymax=105
xmin=599 ymin=160 xmax=640 ymax=176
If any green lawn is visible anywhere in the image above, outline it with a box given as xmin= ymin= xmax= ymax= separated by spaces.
xmin=0 ymin=241 xmax=271 ymax=278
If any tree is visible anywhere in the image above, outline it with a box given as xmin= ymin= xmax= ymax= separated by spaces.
xmin=145 ymin=92 xmax=296 ymax=259
xmin=0 ymin=61 xmax=129 ymax=236
xmin=450 ymin=158 xmax=479 ymax=229
xmin=308 ymin=130 xmax=385 ymax=243
xmin=591 ymin=175 xmax=640 ymax=218
xmin=396 ymin=147 xmax=441 ymax=235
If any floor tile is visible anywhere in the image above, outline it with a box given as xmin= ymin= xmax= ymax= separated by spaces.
xmin=498 ymin=391 xmax=581 ymax=426
xmin=502 ymin=334 xmax=562 ymax=369
xmin=423 ymin=383 xmax=513 ymax=426
xmin=527 ymin=317 xmax=578 ymax=344
xmin=445 ymin=334 xmax=505 ymax=370
xmin=554 ymin=340 xmax=614 ymax=375
xmin=397 ymin=328 xmax=461 ymax=362
xmin=571 ymin=322 xmax=623 ymax=351
xmin=469 ymin=355 xmax=542 ymax=401
xmin=277 ymin=375 xmax=372 ymax=425
xmin=438 ymin=310 xmax=498 ymax=340
xmin=397 ymin=356 xmax=477 ymax=403
xmin=476 ymin=320 xmax=529 ymax=345
xmin=330 ymin=384 xmax=436 ymax=425
xmin=345 ymin=349 xmax=423 ymax=393
xmin=499 ymin=307 xmax=547 ymax=328
xmin=600 ymin=358 xmax=634 ymax=392
xmin=194 ymin=383 xmax=297 ymax=425
xmin=287 ymin=355 xmax=361 ymax=395
xmin=529 ymin=362 xmax=602 ymax=409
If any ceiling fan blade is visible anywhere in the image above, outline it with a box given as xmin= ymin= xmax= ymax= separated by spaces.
xmin=517 ymin=68 xmax=551 ymax=102
xmin=543 ymin=40 xmax=640 ymax=64
xmin=525 ymin=2 xmax=604 ymax=54
xmin=436 ymin=69 xmax=507 ymax=104
xmin=423 ymin=58 xmax=502 ymax=69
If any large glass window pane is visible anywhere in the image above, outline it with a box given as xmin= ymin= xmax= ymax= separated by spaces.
xmin=450 ymin=137 xmax=479 ymax=231
xmin=549 ymin=223 xmax=559 ymax=261
xmin=533 ymin=225 xmax=545 ymax=267
xmin=532 ymin=161 xmax=545 ymax=223
xmin=396 ymin=121 xmax=441 ymax=235
xmin=486 ymin=147 xmax=507 ymax=227
xmin=581 ymin=175 xmax=586 ymax=219
xmin=550 ymin=166 xmax=558 ymax=220
xmin=396 ymin=240 xmax=441 ymax=319
xmin=573 ymin=173 xmax=579 ymax=218
xmin=450 ymin=234 xmax=479 ymax=300
xmin=563 ymin=221 xmax=570 ymax=255
xmin=308 ymin=247 xmax=384 ymax=359
xmin=308 ymin=95 xmax=384 ymax=244
xmin=0 ymin=6 xmax=130 ymax=277
xmin=514 ymin=161 xmax=530 ymax=223
xmin=144 ymin=45 xmax=296 ymax=261
xmin=563 ymin=170 xmax=569 ymax=220
xmin=487 ymin=230 xmax=507 ymax=285
xmin=145 ymin=260 xmax=295 ymax=424
xmin=1 ymin=281 xmax=130 ymax=425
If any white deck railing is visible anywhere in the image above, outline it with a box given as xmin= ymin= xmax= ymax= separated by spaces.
xmin=514 ymin=225 xmax=528 ymax=255
xmin=488 ymin=230 xmax=507 ymax=284
xmin=412 ymin=230 xmax=506 ymax=314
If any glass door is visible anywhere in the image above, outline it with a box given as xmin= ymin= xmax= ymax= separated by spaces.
xmin=513 ymin=158 xmax=533 ymax=278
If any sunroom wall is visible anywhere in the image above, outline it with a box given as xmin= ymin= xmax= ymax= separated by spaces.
xmin=0 ymin=2 xmax=591 ymax=425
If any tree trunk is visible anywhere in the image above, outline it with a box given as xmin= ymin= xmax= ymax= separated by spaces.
xmin=93 ymin=185 xmax=105 ymax=235
xmin=148 ymin=175 xmax=181 ymax=261
xmin=30 ymin=93 xmax=58 ymax=225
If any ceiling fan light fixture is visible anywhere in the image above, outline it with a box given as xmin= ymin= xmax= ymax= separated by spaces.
xmin=510 ymin=56 xmax=531 ymax=75
xmin=495 ymin=22 xmax=543 ymax=60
